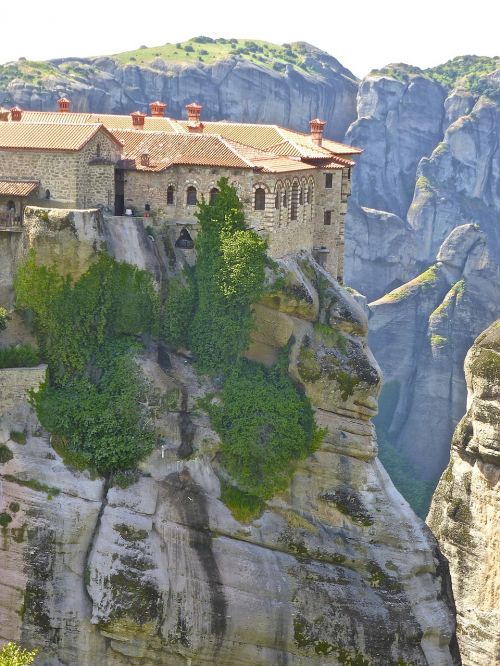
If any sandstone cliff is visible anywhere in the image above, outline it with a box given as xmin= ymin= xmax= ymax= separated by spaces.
xmin=427 ymin=320 xmax=500 ymax=666
xmin=0 ymin=211 xmax=459 ymax=664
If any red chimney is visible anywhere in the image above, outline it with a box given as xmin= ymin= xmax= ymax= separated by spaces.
xmin=58 ymin=97 xmax=71 ymax=113
xmin=0 ymin=108 xmax=9 ymax=122
xmin=150 ymin=101 xmax=167 ymax=117
xmin=309 ymin=118 xmax=326 ymax=147
xmin=186 ymin=102 xmax=203 ymax=133
xmin=10 ymin=106 xmax=22 ymax=121
xmin=131 ymin=111 xmax=146 ymax=128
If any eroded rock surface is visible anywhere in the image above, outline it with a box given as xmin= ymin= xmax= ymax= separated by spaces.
xmin=369 ymin=225 xmax=500 ymax=480
xmin=0 ymin=253 xmax=459 ymax=665
xmin=428 ymin=321 xmax=500 ymax=666
xmin=1 ymin=46 xmax=358 ymax=141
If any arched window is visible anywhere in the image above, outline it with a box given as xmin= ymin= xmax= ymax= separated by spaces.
xmin=167 ymin=185 xmax=175 ymax=205
xmin=283 ymin=189 xmax=288 ymax=209
xmin=45 ymin=189 xmax=51 ymax=200
xmin=299 ymin=187 xmax=304 ymax=205
xmin=186 ymin=186 xmax=197 ymax=206
xmin=209 ymin=187 xmax=219 ymax=204
xmin=7 ymin=200 xmax=15 ymax=210
xmin=96 ymin=143 xmax=101 ymax=158
xmin=254 ymin=187 xmax=266 ymax=210
xmin=275 ymin=191 xmax=280 ymax=209
xmin=175 ymin=228 xmax=194 ymax=249
xmin=290 ymin=182 xmax=298 ymax=220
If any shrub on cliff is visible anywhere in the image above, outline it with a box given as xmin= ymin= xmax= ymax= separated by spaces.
xmin=15 ymin=252 xmax=158 ymax=473
xmin=207 ymin=355 xmax=317 ymax=498
xmin=164 ymin=179 xmax=321 ymax=507
xmin=0 ymin=642 xmax=38 ymax=666
xmin=0 ymin=344 xmax=40 ymax=369
xmin=0 ymin=305 xmax=9 ymax=331
xmin=164 ymin=177 xmax=267 ymax=374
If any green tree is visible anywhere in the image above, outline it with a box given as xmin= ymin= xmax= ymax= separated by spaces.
xmin=0 ymin=642 xmax=38 ymax=666
xmin=188 ymin=177 xmax=267 ymax=374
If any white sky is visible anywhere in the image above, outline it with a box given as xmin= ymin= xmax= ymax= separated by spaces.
xmin=1 ymin=0 xmax=498 ymax=78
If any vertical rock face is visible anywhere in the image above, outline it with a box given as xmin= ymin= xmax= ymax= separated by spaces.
xmin=368 ymin=225 xmax=500 ymax=480
xmin=0 ymin=251 xmax=460 ymax=665
xmin=346 ymin=74 xmax=445 ymax=219
xmin=345 ymin=68 xmax=500 ymax=488
xmin=1 ymin=49 xmax=358 ymax=141
xmin=427 ymin=321 xmax=500 ymax=666
xmin=408 ymin=95 xmax=500 ymax=265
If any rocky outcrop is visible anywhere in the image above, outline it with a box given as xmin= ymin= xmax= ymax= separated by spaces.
xmin=427 ymin=320 xmax=500 ymax=666
xmin=0 ymin=45 xmax=358 ymax=140
xmin=408 ymin=94 xmax=500 ymax=265
xmin=369 ymin=224 xmax=500 ymax=481
xmin=344 ymin=67 xmax=500 ymax=491
xmin=346 ymin=74 xmax=446 ymax=220
xmin=0 ymin=252 xmax=460 ymax=665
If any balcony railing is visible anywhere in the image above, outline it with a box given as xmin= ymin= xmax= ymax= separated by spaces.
xmin=0 ymin=211 xmax=22 ymax=229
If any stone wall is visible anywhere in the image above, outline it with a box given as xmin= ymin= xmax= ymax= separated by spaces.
xmin=0 ymin=365 xmax=46 ymax=420
xmin=0 ymin=129 xmax=119 ymax=208
xmin=0 ymin=149 xmax=79 ymax=203
xmin=124 ymin=164 xmax=348 ymax=279
xmin=76 ymin=132 xmax=120 ymax=209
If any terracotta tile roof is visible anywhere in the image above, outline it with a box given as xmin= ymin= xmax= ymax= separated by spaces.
xmin=16 ymin=110 xmax=360 ymax=160
xmin=114 ymin=130 xmax=256 ymax=171
xmin=20 ymin=111 xmax=184 ymax=133
xmin=0 ymin=122 xmax=118 ymax=151
xmin=179 ymin=121 xmax=362 ymax=157
xmin=0 ymin=180 xmax=39 ymax=196
xmin=113 ymin=129 xmax=321 ymax=174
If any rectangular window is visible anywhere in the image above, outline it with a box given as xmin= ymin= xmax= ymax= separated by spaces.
xmin=325 ymin=173 xmax=333 ymax=188
xmin=324 ymin=210 xmax=332 ymax=225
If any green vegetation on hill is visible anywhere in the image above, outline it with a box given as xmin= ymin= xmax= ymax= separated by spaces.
xmin=164 ymin=178 xmax=319 ymax=514
xmin=426 ymin=55 xmax=500 ymax=96
xmin=15 ymin=252 xmax=158 ymax=474
xmin=111 ymin=37 xmax=318 ymax=74
xmin=370 ymin=55 xmax=499 ymax=100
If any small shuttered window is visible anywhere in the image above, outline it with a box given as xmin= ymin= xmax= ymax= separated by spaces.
xmin=324 ymin=210 xmax=332 ymax=225
xmin=325 ymin=173 xmax=333 ymax=188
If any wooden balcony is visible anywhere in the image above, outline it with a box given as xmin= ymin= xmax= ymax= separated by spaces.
xmin=0 ymin=211 xmax=22 ymax=232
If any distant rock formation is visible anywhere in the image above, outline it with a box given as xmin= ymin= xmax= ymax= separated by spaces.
xmin=0 ymin=44 xmax=359 ymax=140
xmin=344 ymin=66 xmax=500 ymax=487
xmin=369 ymin=224 xmax=500 ymax=480
xmin=428 ymin=320 xmax=500 ymax=665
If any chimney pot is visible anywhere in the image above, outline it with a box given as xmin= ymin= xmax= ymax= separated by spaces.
xmin=131 ymin=111 xmax=146 ymax=128
xmin=0 ymin=107 xmax=9 ymax=122
xmin=10 ymin=106 xmax=22 ymax=121
xmin=309 ymin=118 xmax=326 ymax=147
xmin=150 ymin=100 xmax=167 ymax=117
xmin=186 ymin=102 xmax=203 ymax=132
xmin=58 ymin=96 xmax=71 ymax=112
